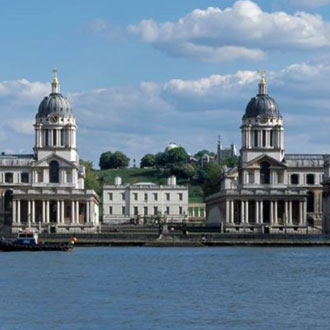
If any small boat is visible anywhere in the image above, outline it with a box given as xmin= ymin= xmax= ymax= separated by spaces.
xmin=0 ymin=229 xmax=75 ymax=252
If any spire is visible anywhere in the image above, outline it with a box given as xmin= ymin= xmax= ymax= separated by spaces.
xmin=258 ymin=70 xmax=267 ymax=95
xmin=51 ymin=68 xmax=60 ymax=93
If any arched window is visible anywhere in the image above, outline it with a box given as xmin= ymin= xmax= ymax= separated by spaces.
xmin=291 ymin=174 xmax=299 ymax=185
xmin=5 ymin=172 xmax=13 ymax=183
xmin=4 ymin=190 xmax=13 ymax=212
xmin=260 ymin=162 xmax=270 ymax=184
xmin=306 ymin=174 xmax=315 ymax=185
xmin=49 ymin=160 xmax=59 ymax=183
xmin=307 ymin=191 xmax=314 ymax=212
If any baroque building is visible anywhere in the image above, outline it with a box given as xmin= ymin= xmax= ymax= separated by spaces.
xmin=206 ymin=75 xmax=323 ymax=233
xmin=0 ymin=70 xmax=99 ymax=233
xmin=103 ymin=176 xmax=188 ymax=224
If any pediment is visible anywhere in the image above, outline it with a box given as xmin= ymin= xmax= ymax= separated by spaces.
xmin=32 ymin=153 xmax=77 ymax=169
xmin=243 ymin=154 xmax=287 ymax=169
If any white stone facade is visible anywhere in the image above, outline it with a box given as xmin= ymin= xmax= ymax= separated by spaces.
xmin=0 ymin=71 xmax=99 ymax=233
xmin=206 ymin=76 xmax=323 ymax=234
xmin=103 ymin=176 xmax=188 ymax=224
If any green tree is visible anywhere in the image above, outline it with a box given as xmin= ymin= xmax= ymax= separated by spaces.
xmin=99 ymin=151 xmax=130 ymax=169
xmin=201 ymin=162 xmax=223 ymax=197
xmin=194 ymin=149 xmax=216 ymax=161
xmin=221 ymin=156 xmax=239 ymax=168
xmin=166 ymin=147 xmax=189 ymax=164
xmin=170 ymin=163 xmax=196 ymax=180
xmin=81 ymin=160 xmax=101 ymax=195
xmin=155 ymin=152 xmax=167 ymax=167
xmin=140 ymin=154 xmax=156 ymax=168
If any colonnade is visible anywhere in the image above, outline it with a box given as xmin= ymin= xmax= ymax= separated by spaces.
xmin=226 ymin=199 xmax=307 ymax=226
xmin=11 ymin=199 xmax=94 ymax=225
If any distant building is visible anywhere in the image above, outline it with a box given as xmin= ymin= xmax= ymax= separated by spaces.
xmin=216 ymin=138 xmax=237 ymax=165
xmin=322 ymin=157 xmax=330 ymax=233
xmin=0 ymin=70 xmax=100 ymax=233
xmin=206 ymin=75 xmax=323 ymax=233
xmin=103 ymin=176 xmax=188 ymax=224
xmin=165 ymin=142 xmax=180 ymax=152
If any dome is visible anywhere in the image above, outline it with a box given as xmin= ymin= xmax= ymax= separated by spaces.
xmin=243 ymin=75 xmax=281 ymax=119
xmin=244 ymin=95 xmax=281 ymax=119
xmin=165 ymin=142 xmax=180 ymax=152
xmin=36 ymin=69 xmax=74 ymax=119
xmin=37 ymin=93 xmax=73 ymax=118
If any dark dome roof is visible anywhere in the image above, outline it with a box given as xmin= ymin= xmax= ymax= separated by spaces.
xmin=244 ymin=94 xmax=281 ymax=119
xmin=37 ymin=93 xmax=73 ymax=118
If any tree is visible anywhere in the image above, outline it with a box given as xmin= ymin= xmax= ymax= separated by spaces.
xmin=221 ymin=156 xmax=239 ymax=168
xmin=140 ymin=154 xmax=156 ymax=168
xmin=166 ymin=147 xmax=189 ymax=164
xmin=194 ymin=149 xmax=216 ymax=161
xmin=81 ymin=160 xmax=101 ymax=195
xmin=170 ymin=163 xmax=196 ymax=180
xmin=201 ymin=162 xmax=224 ymax=197
xmin=99 ymin=151 xmax=130 ymax=169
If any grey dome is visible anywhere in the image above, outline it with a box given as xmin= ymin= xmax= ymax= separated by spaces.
xmin=37 ymin=93 xmax=73 ymax=118
xmin=244 ymin=94 xmax=281 ymax=119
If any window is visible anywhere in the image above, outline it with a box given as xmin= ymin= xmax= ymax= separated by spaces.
xmin=254 ymin=130 xmax=258 ymax=147
xmin=5 ymin=173 xmax=13 ymax=183
xmin=66 ymin=205 xmax=71 ymax=217
xmin=21 ymin=173 xmax=29 ymax=183
xmin=260 ymin=162 xmax=270 ymax=184
xmin=45 ymin=130 xmax=49 ymax=146
xmin=144 ymin=207 xmax=148 ymax=215
xmin=166 ymin=193 xmax=170 ymax=201
xmin=144 ymin=193 xmax=148 ymax=202
xmin=121 ymin=193 xmax=125 ymax=201
xmin=109 ymin=206 xmax=113 ymax=215
xmin=134 ymin=206 xmax=138 ymax=216
xmin=133 ymin=193 xmax=138 ymax=201
xmin=108 ymin=193 xmax=113 ymax=201
xmin=37 ymin=170 xmax=43 ymax=183
xmin=153 ymin=193 xmax=158 ymax=201
xmin=122 ymin=206 xmax=126 ymax=215
xmin=66 ymin=170 xmax=72 ymax=183
xmin=306 ymin=174 xmax=315 ymax=185
xmin=277 ymin=172 xmax=283 ymax=184
xmin=154 ymin=206 xmax=158 ymax=215
xmin=307 ymin=191 xmax=314 ymax=212
xmin=53 ymin=130 xmax=57 ymax=146
xmin=178 ymin=193 xmax=183 ymax=201
xmin=166 ymin=206 xmax=170 ymax=215
xmin=262 ymin=130 xmax=266 ymax=147
xmin=61 ymin=129 xmax=65 ymax=146
xmin=179 ymin=206 xmax=183 ymax=215
xmin=248 ymin=172 xmax=254 ymax=184
xmin=291 ymin=174 xmax=299 ymax=185
xmin=4 ymin=190 xmax=13 ymax=211
xmin=49 ymin=160 xmax=59 ymax=183
xmin=270 ymin=130 xmax=274 ymax=147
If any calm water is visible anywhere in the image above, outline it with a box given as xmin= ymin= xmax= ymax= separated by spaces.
xmin=0 ymin=247 xmax=330 ymax=330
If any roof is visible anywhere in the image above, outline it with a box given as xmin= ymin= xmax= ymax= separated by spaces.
xmin=37 ymin=93 xmax=73 ymax=119
xmin=285 ymin=154 xmax=325 ymax=160
xmin=244 ymin=94 xmax=281 ymax=119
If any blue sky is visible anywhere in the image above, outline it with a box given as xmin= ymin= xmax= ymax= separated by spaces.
xmin=1 ymin=0 xmax=330 ymax=166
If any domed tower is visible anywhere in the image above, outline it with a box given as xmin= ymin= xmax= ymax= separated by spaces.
xmin=241 ymin=73 xmax=284 ymax=164
xmin=34 ymin=69 xmax=78 ymax=163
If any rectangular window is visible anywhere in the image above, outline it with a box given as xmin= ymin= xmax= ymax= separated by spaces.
xmin=178 ymin=193 xmax=183 ymax=201
xmin=166 ymin=193 xmax=170 ymax=201
xmin=21 ymin=173 xmax=29 ymax=183
xmin=179 ymin=206 xmax=183 ymax=215
xmin=134 ymin=206 xmax=138 ymax=216
xmin=133 ymin=193 xmax=138 ymax=201
xmin=248 ymin=172 xmax=254 ymax=184
xmin=53 ymin=130 xmax=57 ymax=146
xmin=270 ymin=130 xmax=273 ymax=147
xmin=154 ymin=206 xmax=158 ymax=215
xmin=166 ymin=206 xmax=170 ymax=215
xmin=144 ymin=193 xmax=148 ymax=202
xmin=122 ymin=206 xmax=125 ymax=215
xmin=144 ymin=207 xmax=148 ymax=215
xmin=66 ymin=171 xmax=72 ymax=183
xmin=254 ymin=130 xmax=258 ymax=147
xmin=5 ymin=172 xmax=13 ymax=183
xmin=37 ymin=171 xmax=43 ymax=183
xmin=121 ymin=193 xmax=125 ymax=201
xmin=108 ymin=193 xmax=113 ymax=201
xmin=262 ymin=130 xmax=266 ymax=147
xmin=45 ymin=130 xmax=49 ymax=146
xmin=109 ymin=206 xmax=113 ymax=215
xmin=153 ymin=193 xmax=158 ymax=201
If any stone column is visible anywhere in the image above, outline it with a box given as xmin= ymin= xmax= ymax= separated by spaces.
xmin=46 ymin=201 xmax=50 ymax=223
xmin=75 ymin=201 xmax=79 ymax=224
xmin=260 ymin=201 xmax=264 ymax=224
xmin=12 ymin=200 xmax=17 ymax=224
xmin=90 ymin=201 xmax=94 ymax=224
xmin=240 ymin=201 xmax=245 ymax=224
xmin=274 ymin=201 xmax=278 ymax=225
xmin=245 ymin=201 xmax=249 ymax=224
xmin=61 ymin=201 xmax=65 ymax=224
xmin=230 ymin=201 xmax=234 ymax=224
xmin=28 ymin=200 xmax=31 ymax=227
xmin=255 ymin=201 xmax=259 ymax=224
xmin=31 ymin=200 xmax=35 ymax=224
xmin=17 ymin=200 xmax=21 ymax=225
xmin=270 ymin=201 xmax=274 ymax=225
xmin=42 ymin=201 xmax=46 ymax=223
xmin=289 ymin=201 xmax=292 ymax=225
xmin=285 ymin=201 xmax=289 ymax=226
xmin=71 ymin=201 xmax=75 ymax=224
xmin=303 ymin=201 xmax=307 ymax=226
xmin=226 ymin=200 xmax=230 ymax=223
xmin=57 ymin=200 xmax=60 ymax=224
xmin=86 ymin=201 xmax=90 ymax=224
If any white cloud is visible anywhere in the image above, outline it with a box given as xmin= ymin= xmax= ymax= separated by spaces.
xmin=128 ymin=0 xmax=330 ymax=62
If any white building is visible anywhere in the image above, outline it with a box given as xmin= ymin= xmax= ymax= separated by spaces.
xmin=0 ymin=70 xmax=99 ymax=233
xmin=103 ymin=176 xmax=188 ymax=224
xmin=206 ymin=75 xmax=324 ymax=234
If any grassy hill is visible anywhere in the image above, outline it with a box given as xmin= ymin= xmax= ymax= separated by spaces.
xmin=96 ymin=168 xmax=204 ymax=203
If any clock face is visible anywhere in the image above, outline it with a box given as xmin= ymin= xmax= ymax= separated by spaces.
xmin=258 ymin=116 xmax=268 ymax=124
xmin=49 ymin=115 xmax=58 ymax=123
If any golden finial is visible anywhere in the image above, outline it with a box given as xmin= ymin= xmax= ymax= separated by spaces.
xmin=52 ymin=67 xmax=59 ymax=84
xmin=258 ymin=69 xmax=266 ymax=84
xmin=258 ymin=69 xmax=267 ymax=95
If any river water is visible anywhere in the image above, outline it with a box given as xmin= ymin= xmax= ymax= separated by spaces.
xmin=0 ymin=247 xmax=330 ymax=330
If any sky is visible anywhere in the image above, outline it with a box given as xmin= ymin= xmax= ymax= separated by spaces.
xmin=2 ymin=0 xmax=330 ymax=167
